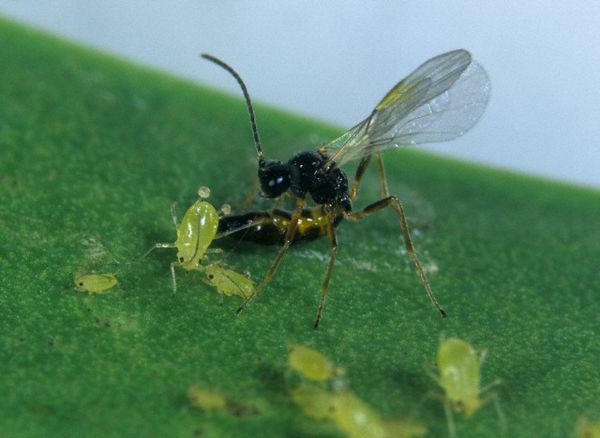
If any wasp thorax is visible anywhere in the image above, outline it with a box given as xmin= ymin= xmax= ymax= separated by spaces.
xmin=259 ymin=159 xmax=291 ymax=198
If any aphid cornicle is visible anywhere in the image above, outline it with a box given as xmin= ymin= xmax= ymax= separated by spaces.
xmin=143 ymin=187 xmax=256 ymax=298
xmin=203 ymin=49 xmax=490 ymax=328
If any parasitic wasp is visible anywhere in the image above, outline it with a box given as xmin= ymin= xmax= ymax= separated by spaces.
xmin=203 ymin=50 xmax=490 ymax=328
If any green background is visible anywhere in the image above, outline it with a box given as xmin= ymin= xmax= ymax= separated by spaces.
xmin=1 ymin=17 xmax=599 ymax=437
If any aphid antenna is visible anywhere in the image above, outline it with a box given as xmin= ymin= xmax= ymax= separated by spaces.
xmin=200 ymin=53 xmax=265 ymax=165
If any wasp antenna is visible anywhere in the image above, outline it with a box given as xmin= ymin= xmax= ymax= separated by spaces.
xmin=201 ymin=53 xmax=264 ymax=162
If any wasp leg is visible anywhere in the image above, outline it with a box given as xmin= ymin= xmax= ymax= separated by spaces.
xmin=349 ymin=155 xmax=372 ymax=200
xmin=345 ymin=196 xmax=446 ymax=318
xmin=314 ymin=214 xmax=338 ymax=329
xmin=141 ymin=242 xmax=177 ymax=259
xmin=235 ymin=199 xmax=305 ymax=315
xmin=349 ymin=151 xmax=389 ymax=200
xmin=374 ymin=152 xmax=390 ymax=198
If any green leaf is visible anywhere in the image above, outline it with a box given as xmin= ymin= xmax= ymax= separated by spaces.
xmin=1 ymin=17 xmax=599 ymax=437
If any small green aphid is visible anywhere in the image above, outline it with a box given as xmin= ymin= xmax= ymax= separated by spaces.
xmin=291 ymin=385 xmax=336 ymax=419
xmin=434 ymin=337 xmax=504 ymax=437
xmin=144 ymin=186 xmax=254 ymax=297
xmin=576 ymin=416 xmax=600 ymax=438
xmin=203 ymin=264 xmax=255 ymax=299
xmin=292 ymin=386 xmax=425 ymax=438
xmin=329 ymin=391 xmax=388 ymax=438
xmin=73 ymin=273 xmax=118 ymax=293
xmin=187 ymin=385 xmax=227 ymax=411
xmin=288 ymin=345 xmax=335 ymax=381
xmin=144 ymin=186 xmax=220 ymax=283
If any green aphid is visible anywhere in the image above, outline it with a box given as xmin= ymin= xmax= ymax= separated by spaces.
xmin=291 ymin=385 xmax=336 ymax=420
xmin=329 ymin=391 xmax=388 ymax=438
xmin=434 ymin=338 xmax=504 ymax=437
xmin=203 ymin=264 xmax=255 ymax=299
xmin=576 ymin=416 xmax=600 ymax=438
xmin=73 ymin=273 xmax=118 ymax=293
xmin=144 ymin=186 xmax=254 ymax=297
xmin=187 ymin=385 xmax=227 ymax=411
xmin=292 ymin=386 xmax=425 ymax=438
xmin=288 ymin=345 xmax=335 ymax=381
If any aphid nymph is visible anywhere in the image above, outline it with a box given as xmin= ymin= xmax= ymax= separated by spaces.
xmin=73 ymin=272 xmax=118 ymax=293
xmin=144 ymin=186 xmax=255 ymax=298
xmin=203 ymin=50 xmax=490 ymax=327
xmin=202 ymin=264 xmax=255 ymax=299
xmin=288 ymin=344 xmax=335 ymax=382
xmin=434 ymin=338 xmax=504 ymax=437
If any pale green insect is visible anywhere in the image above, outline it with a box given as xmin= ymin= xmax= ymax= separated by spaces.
xmin=203 ymin=264 xmax=255 ymax=299
xmin=187 ymin=385 xmax=227 ymax=411
xmin=434 ymin=338 xmax=504 ymax=437
xmin=291 ymin=385 xmax=336 ymax=419
xmin=144 ymin=186 xmax=256 ymax=297
xmin=288 ymin=344 xmax=335 ymax=381
xmin=73 ymin=273 xmax=118 ymax=293
xmin=437 ymin=338 xmax=484 ymax=416
xmin=292 ymin=386 xmax=425 ymax=438
xmin=328 ymin=391 xmax=388 ymax=438
xmin=576 ymin=416 xmax=600 ymax=438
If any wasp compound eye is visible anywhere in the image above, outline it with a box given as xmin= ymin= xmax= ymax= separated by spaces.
xmin=259 ymin=160 xmax=291 ymax=198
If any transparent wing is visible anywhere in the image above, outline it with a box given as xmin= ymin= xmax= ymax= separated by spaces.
xmin=320 ymin=50 xmax=491 ymax=167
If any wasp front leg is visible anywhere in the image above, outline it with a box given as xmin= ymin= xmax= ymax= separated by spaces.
xmin=314 ymin=214 xmax=338 ymax=329
xmin=235 ymin=198 xmax=305 ymax=316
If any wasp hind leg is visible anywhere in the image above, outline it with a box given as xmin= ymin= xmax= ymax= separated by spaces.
xmin=345 ymin=195 xmax=446 ymax=318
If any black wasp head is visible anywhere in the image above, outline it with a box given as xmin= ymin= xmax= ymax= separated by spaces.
xmin=258 ymin=158 xmax=291 ymax=198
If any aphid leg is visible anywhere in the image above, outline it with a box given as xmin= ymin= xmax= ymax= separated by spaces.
xmin=479 ymin=348 xmax=489 ymax=366
xmin=443 ymin=399 xmax=457 ymax=438
xmin=140 ymin=203 xmax=179 ymax=260
xmin=170 ymin=202 xmax=179 ymax=228
xmin=345 ymin=196 xmax=446 ymax=318
xmin=235 ymin=199 xmax=305 ymax=316
xmin=205 ymin=248 xmax=223 ymax=255
xmin=349 ymin=155 xmax=372 ymax=200
xmin=141 ymin=242 xmax=176 ymax=259
xmin=314 ymin=214 xmax=338 ymax=329
xmin=480 ymin=378 xmax=502 ymax=394
xmin=481 ymin=392 xmax=506 ymax=436
xmin=492 ymin=394 xmax=507 ymax=436
xmin=424 ymin=363 xmax=443 ymax=387
xmin=169 ymin=261 xmax=178 ymax=294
